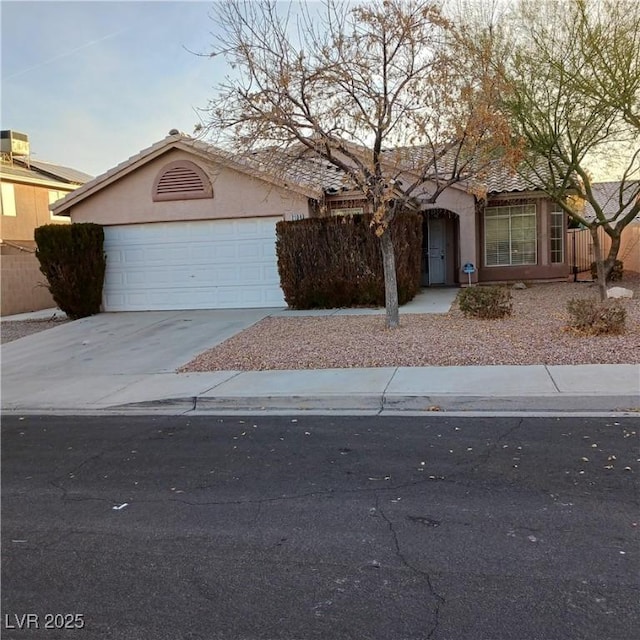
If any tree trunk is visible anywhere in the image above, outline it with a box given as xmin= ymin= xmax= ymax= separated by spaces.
xmin=590 ymin=225 xmax=607 ymax=302
xmin=379 ymin=227 xmax=400 ymax=329
xmin=604 ymin=231 xmax=621 ymax=281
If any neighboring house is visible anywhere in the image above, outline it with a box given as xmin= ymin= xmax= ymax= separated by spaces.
xmin=569 ymin=180 xmax=640 ymax=274
xmin=1 ymin=130 xmax=93 ymax=315
xmin=582 ymin=180 xmax=640 ymax=224
xmin=50 ymin=132 xmax=570 ymax=312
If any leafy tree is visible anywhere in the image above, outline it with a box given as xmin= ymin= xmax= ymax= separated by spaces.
xmin=455 ymin=0 xmax=639 ymax=299
xmin=200 ymin=0 xmax=516 ymax=327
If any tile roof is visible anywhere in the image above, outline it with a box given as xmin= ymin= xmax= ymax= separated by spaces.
xmin=238 ymin=146 xmax=357 ymax=194
xmin=382 ymin=145 xmax=557 ymax=194
xmin=51 ymin=133 xmax=570 ymax=215
xmin=50 ymin=135 xmax=331 ymax=214
xmin=225 ymin=141 xmax=559 ymax=196
xmin=583 ymin=181 xmax=640 ymax=222
xmin=483 ymin=160 xmax=556 ymax=194
xmin=249 ymin=142 xmax=532 ymax=196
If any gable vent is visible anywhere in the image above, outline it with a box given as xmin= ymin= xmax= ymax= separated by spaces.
xmin=152 ymin=160 xmax=213 ymax=202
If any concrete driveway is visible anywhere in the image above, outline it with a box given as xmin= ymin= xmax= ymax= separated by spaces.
xmin=1 ymin=309 xmax=273 ymax=410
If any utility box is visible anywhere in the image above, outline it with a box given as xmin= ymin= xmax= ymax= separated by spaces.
xmin=0 ymin=130 xmax=30 ymax=157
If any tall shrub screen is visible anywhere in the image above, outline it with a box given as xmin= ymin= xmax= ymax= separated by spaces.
xmin=277 ymin=213 xmax=422 ymax=309
xmin=35 ymin=223 xmax=106 ymax=319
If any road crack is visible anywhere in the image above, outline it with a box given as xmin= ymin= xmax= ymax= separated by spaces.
xmin=375 ymin=492 xmax=445 ymax=639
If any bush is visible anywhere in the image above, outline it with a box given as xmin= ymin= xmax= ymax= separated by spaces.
xmin=590 ymin=259 xmax=623 ymax=282
xmin=276 ymin=213 xmax=422 ymax=308
xmin=457 ymin=286 xmax=512 ymax=319
xmin=35 ymin=223 xmax=106 ymax=319
xmin=565 ymin=298 xmax=626 ymax=335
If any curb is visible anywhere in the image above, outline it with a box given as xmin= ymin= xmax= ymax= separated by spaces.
xmin=99 ymin=393 xmax=640 ymax=414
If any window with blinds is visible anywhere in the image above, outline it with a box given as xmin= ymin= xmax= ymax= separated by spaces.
xmin=485 ymin=204 xmax=537 ymax=266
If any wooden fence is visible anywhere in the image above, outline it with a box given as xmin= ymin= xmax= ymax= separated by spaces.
xmin=566 ymin=223 xmax=640 ymax=279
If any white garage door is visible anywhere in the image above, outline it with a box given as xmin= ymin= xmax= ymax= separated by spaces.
xmin=102 ymin=218 xmax=286 ymax=311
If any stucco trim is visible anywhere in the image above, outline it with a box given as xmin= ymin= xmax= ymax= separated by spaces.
xmin=0 ymin=171 xmax=78 ymax=191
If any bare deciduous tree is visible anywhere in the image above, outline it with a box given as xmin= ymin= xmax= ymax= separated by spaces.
xmin=200 ymin=0 xmax=516 ymax=328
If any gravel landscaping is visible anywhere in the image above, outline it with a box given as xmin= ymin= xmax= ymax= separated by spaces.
xmin=0 ymin=318 xmax=70 ymax=344
xmin=181 ymin=274 xmax=640 ymax=371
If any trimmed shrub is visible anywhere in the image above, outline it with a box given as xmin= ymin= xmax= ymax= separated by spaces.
xmin=565 ymin=298 xmax=626 ymax=335
xmin=35 ymin=223 xmax=106 ymax=319
xmin=457 ymin=285 xmax=512 ymax=319
xmin=590 ymin=259 xmax=623 ymax=282
xmin=276 ymin=213 xmax=422 ymax=309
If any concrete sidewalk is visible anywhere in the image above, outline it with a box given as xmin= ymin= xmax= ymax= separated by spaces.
xmin=2 ymin=364 xmax=638 ymax=414
xmin=1 ymin=295 xmax=638 ymax=415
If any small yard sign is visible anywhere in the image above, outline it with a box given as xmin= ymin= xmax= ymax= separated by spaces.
xmin=463 ymin=262 xmax=475 ymax=285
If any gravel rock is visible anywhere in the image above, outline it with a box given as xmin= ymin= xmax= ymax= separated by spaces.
xmin=180 ymin=275 xmax=640 ymax=372
xmin=1 ymin=319 xmax=70 ymax=344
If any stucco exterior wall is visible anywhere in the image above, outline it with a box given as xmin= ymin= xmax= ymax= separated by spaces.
xmin=0 ymin=182 xmax=70 ymax=242
xmin=69 ymin=149 xmax=311 ymax=226
xmin=421 ymin=187 xmax=478 ymax=284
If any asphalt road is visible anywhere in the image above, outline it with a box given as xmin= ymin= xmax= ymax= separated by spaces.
xmin=2 ymin=414 xmax=638 ymax=640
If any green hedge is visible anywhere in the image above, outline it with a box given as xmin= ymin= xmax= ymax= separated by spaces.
xmin=276 ymin=213 xmax=422 ymax=309
xmin=35 ymin=223 xmax=106 ymax=319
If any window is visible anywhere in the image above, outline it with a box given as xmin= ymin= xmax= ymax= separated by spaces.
xmin=49 ymin=190 xmax=70 ymax=220
xmin=1 ymin=182 xmax=16 ymax=216
xmin=550 ymin=211 xmax=564 ymax=263
xmin=48 ymin=189 xmax=66 ymax=205
xmin=152 ymin=160 xmax=213 ymax=202
xmin=485 ymin=204 xmax=537 ymax=266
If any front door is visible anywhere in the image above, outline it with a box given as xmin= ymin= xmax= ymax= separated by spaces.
xmin=427 ymin=218 xmax=446 ymax=285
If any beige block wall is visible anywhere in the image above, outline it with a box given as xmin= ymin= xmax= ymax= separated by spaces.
xmin=1 ymin=250 xmax=56 ymax=316
xmin=581 ymin=223 xmax=640 ymax=273
xmin=614 ymin=223 xmax=640 ymax=273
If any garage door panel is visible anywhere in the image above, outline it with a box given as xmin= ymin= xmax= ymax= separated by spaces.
xmin=104 ymin=286 xmax=276 ymax=311
xmin=102 ymin=218 xmax=285 ymax=311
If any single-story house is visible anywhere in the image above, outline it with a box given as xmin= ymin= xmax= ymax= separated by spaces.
xmin=51 ymin=132 xmax=570 ymax=311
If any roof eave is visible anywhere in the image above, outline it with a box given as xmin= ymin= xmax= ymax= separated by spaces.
xmin=0 ymin=170 xmax=79 ymax=191
xmin=487 ymin=188 xmax=550 ymax=199
xmin=50 ymin=136 xmax=184 ymax=214
xmin=52 ymin=135 xmax=321 ymax=214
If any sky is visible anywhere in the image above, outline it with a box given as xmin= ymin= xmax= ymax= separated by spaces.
xmin=1 ymin=0 xmax=232 ymax=177
xmin=1 ymin=1 xmax=634 ymax=182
